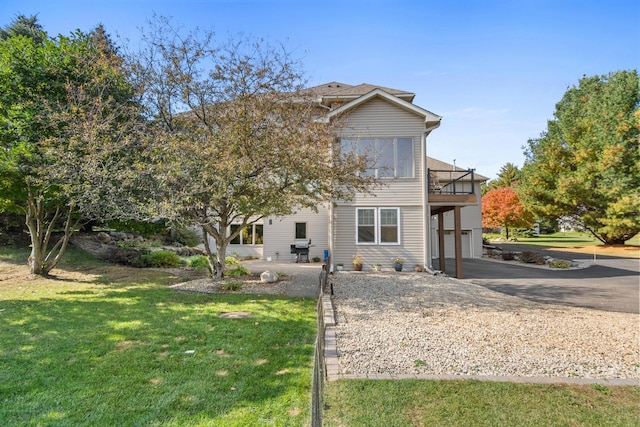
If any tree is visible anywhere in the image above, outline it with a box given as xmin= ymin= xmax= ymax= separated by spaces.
xmin=518 ymin=70 xmax=640 ymax=244
xmin=0 ymin=14 xmax=46 ymax=45
xmin=481 ymin=162 xmax=520 ymax=195
xmin=482 ymin=187 xmax=534 ymax=239
xmin=130 ymin=17 xmax=374 ymax=279
xmin=0 ymin=24 xmax=146 ymax=275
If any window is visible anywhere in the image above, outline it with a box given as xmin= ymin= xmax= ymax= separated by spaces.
xmin=379 ymin=208 xmax=399 ymax=243
xmin=295 ymin=222 xmax=307 ymax=240
xmin=356 ymin=207 xmax=400 ymax=245
xmin=230 ymin=224 xmax=242 ymax=245
xmin=357 ymin=208 xmax=376 ymax=243
xmin=229 ymin=223 xmax=263 ymax=245
xmin=341 ymin=137 xmax=414 ymax=178
xmin=254 ymin=225 xmax=264 ymax=244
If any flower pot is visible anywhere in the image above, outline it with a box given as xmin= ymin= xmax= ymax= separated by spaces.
xmin=372 ymin=265 xmax=381 ymax=272
xmin=353 ymin=263 xmax=363 ymax=271
xmin=394 ymin=263 xmax=403 ymax=272
xmin=336 ymin=265 xmax=343 ymax=271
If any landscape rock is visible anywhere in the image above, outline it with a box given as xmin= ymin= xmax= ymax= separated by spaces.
xmin=96 ymin=232 xmax=111 ymax=243
xmin=260 ymin=271 xmax=279 ymax=283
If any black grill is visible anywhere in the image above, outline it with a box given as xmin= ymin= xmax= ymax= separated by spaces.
xmin=291 ymin=240 xmax=310 ymax=263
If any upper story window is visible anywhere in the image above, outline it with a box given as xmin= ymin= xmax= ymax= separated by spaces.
xmin=341 ymin=137 xmax=414 ymax=178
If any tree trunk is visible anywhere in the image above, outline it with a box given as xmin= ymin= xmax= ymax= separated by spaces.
xmin=24 ymin=191 xmax=78 ymax=276
xmin=214 ymin=241 xmax=228 ymax=280
xmin=201 ymin=223 xmax=227 ymax=280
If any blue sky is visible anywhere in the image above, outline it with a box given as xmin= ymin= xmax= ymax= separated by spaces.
xmin=2 ymin=0 xmax=638 ymax=179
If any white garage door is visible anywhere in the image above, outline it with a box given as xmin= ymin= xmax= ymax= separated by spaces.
xmin=434 ymin=230 xmax=472 ymax=258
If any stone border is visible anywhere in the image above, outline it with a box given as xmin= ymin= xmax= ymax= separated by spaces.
xmin=322 ymin=293 xmax=637 ymax=386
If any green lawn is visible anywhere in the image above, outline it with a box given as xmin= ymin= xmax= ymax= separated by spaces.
xmin=324 ymin=380 xmax=640 ymax=427
xmin=485 ymin=232 xmax=640 ymax=257
xmin=0 ymin=247 xmax=316 ymax=426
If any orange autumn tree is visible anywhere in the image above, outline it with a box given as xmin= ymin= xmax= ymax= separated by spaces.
xmin=482 ymin=187 xmax=534 ymax=239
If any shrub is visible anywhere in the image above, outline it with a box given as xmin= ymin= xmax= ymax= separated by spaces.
xmin=549 ymin=259 xmax=571 ymax=269
xmin=107 ymin=247 xmax=149 ymax=266
xmin=518 ymin=251 xmax=546 ymax=265
xmin=222 ymin=281 xmax=243 ymax=291
xmin=188 ymin=255 xmax=211 ymax=270
xmin=107 ymin=219 xmax=168 ymax=238
xmin=501 ymin=252 xmax=515 ymax=261
xmin=225 ymin=256 xmax=239 ymax=266
xmin=512 ymin=228 xmax=537 ymax=238
xmin=172 ymin=226 xmax=202 ymax=247
xmin=139 ymin=250 xmax=181 ymax=268
xmin=225 ymin=264 xmax=250 ymax=277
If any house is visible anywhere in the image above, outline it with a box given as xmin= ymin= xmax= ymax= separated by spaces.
xmin=212 ymin=82 xmax=487 ymax=278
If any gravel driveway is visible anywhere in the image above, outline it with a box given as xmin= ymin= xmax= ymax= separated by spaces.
xmin=330 ymin=271 xmax=639 ymax=382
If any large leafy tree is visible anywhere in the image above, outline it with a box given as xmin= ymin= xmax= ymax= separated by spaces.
xmin=130 ymin=17 xmax=374 ymax=279
xmin=519 ymin=70 xmax=640 ymax=244
xmin=482 ymin=187 xmax=534 ymax=239
xmin=0 ymin=21 xmax=145 ymax=275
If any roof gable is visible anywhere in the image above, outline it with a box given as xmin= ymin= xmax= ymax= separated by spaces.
xmin=320 ymin=88 xmax=441 ymax=125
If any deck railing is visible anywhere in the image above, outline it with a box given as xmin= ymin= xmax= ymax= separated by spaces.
xmin=427 ymin=169 xmax=476 ymax=195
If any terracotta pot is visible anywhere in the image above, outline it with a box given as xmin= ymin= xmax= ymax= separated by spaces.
xmin=353 ymin=263 xmax=363 ymax=271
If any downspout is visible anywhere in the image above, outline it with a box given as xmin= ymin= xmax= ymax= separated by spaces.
xmin=422 ymin=119 xmax=441 ymax=273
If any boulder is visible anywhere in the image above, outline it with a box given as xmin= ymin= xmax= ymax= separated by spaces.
xmin=260 ymin=271 xmax=279 ymax=283
xmin=96 ymin=232 xmax=111 ymax=243
xmin=109 ymin=231 xmax=128 ymax=240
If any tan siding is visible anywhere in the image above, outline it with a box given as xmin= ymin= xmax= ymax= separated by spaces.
xmin=264 ymin=206 xmax=329 ymax=261
xmin=332 ymin=205 xmax=425 ymax=271
xmin=337 ymin=98 xmax=425 ymax=206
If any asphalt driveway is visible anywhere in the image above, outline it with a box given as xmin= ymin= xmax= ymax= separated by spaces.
xmin=442 ymin=247 xmax=639 ymax=314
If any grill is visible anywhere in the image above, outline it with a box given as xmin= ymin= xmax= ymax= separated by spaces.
xmin=291 ymin=240 xmax=311 ymax=263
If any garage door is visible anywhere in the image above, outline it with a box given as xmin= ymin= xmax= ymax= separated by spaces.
xmin=433 ymin=230 xmax=472 ymax=258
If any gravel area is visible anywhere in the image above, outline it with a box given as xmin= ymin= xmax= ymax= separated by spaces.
xmin=331 ymin=271 xmax=639 ymax=380
xmin=171 ymin=276 xmax=287 ymax=295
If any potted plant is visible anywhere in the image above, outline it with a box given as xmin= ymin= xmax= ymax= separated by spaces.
xmin=352 ymin=254 xmax=364 ymax=271
xmin=372 ymin=262 xmax=382 ymax=272
xmin=336 ymin=263 xmax=343 ymax=271
xmin=392 ymin=256 xmax=403 ymax=272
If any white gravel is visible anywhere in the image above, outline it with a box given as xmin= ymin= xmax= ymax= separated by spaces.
xmin=331 ymin=271 xmax=639 ymax=380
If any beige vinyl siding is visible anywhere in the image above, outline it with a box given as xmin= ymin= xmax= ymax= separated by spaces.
xmin=263 ymin=206 xmax=329 ymax=261
xmin=337 ymin=98 xmax=425 ymax=206
xmin=332 ymin=204 xmax=424 ymax=270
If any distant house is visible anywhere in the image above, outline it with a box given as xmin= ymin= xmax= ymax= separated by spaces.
xmin=208 ymin=82 xmax=487 ymax=278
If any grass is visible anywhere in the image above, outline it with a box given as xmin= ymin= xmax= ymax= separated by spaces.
xmin=0 ymin=246 xmax=316 ymax=426
xmin=485 ymin=232 xmax=640 ymax=258
xmin=323 ymin=380 xmax=640 ymax=427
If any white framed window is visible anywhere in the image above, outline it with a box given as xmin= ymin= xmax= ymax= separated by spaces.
xmin=356 ymin=207 xmax=400 ymax=245
xmin=341 ymin=137 xmax=414 ymax=178
xmin=356 ymin=208 xmax=376 ymax=244
xmin=229 ymin=224 xmax=264 ymax=245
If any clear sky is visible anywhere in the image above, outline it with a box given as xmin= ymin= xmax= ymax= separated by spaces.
xmin=2 ymin=0 xmax=638 ymax=179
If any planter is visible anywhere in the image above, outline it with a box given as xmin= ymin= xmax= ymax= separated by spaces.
xmin=394 ymin=263 xmax=403 ymax=272
xmin=372 ymin=265 xmax=382 ymax=272
xmin=336 ymin=265 xmax=343 ymax=271
xmin=353 ymin=263 xmax=363 ymax=271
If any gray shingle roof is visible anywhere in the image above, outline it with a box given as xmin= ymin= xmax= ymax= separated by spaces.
xmin=304 ymin=82 xmax=415 ymax=102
